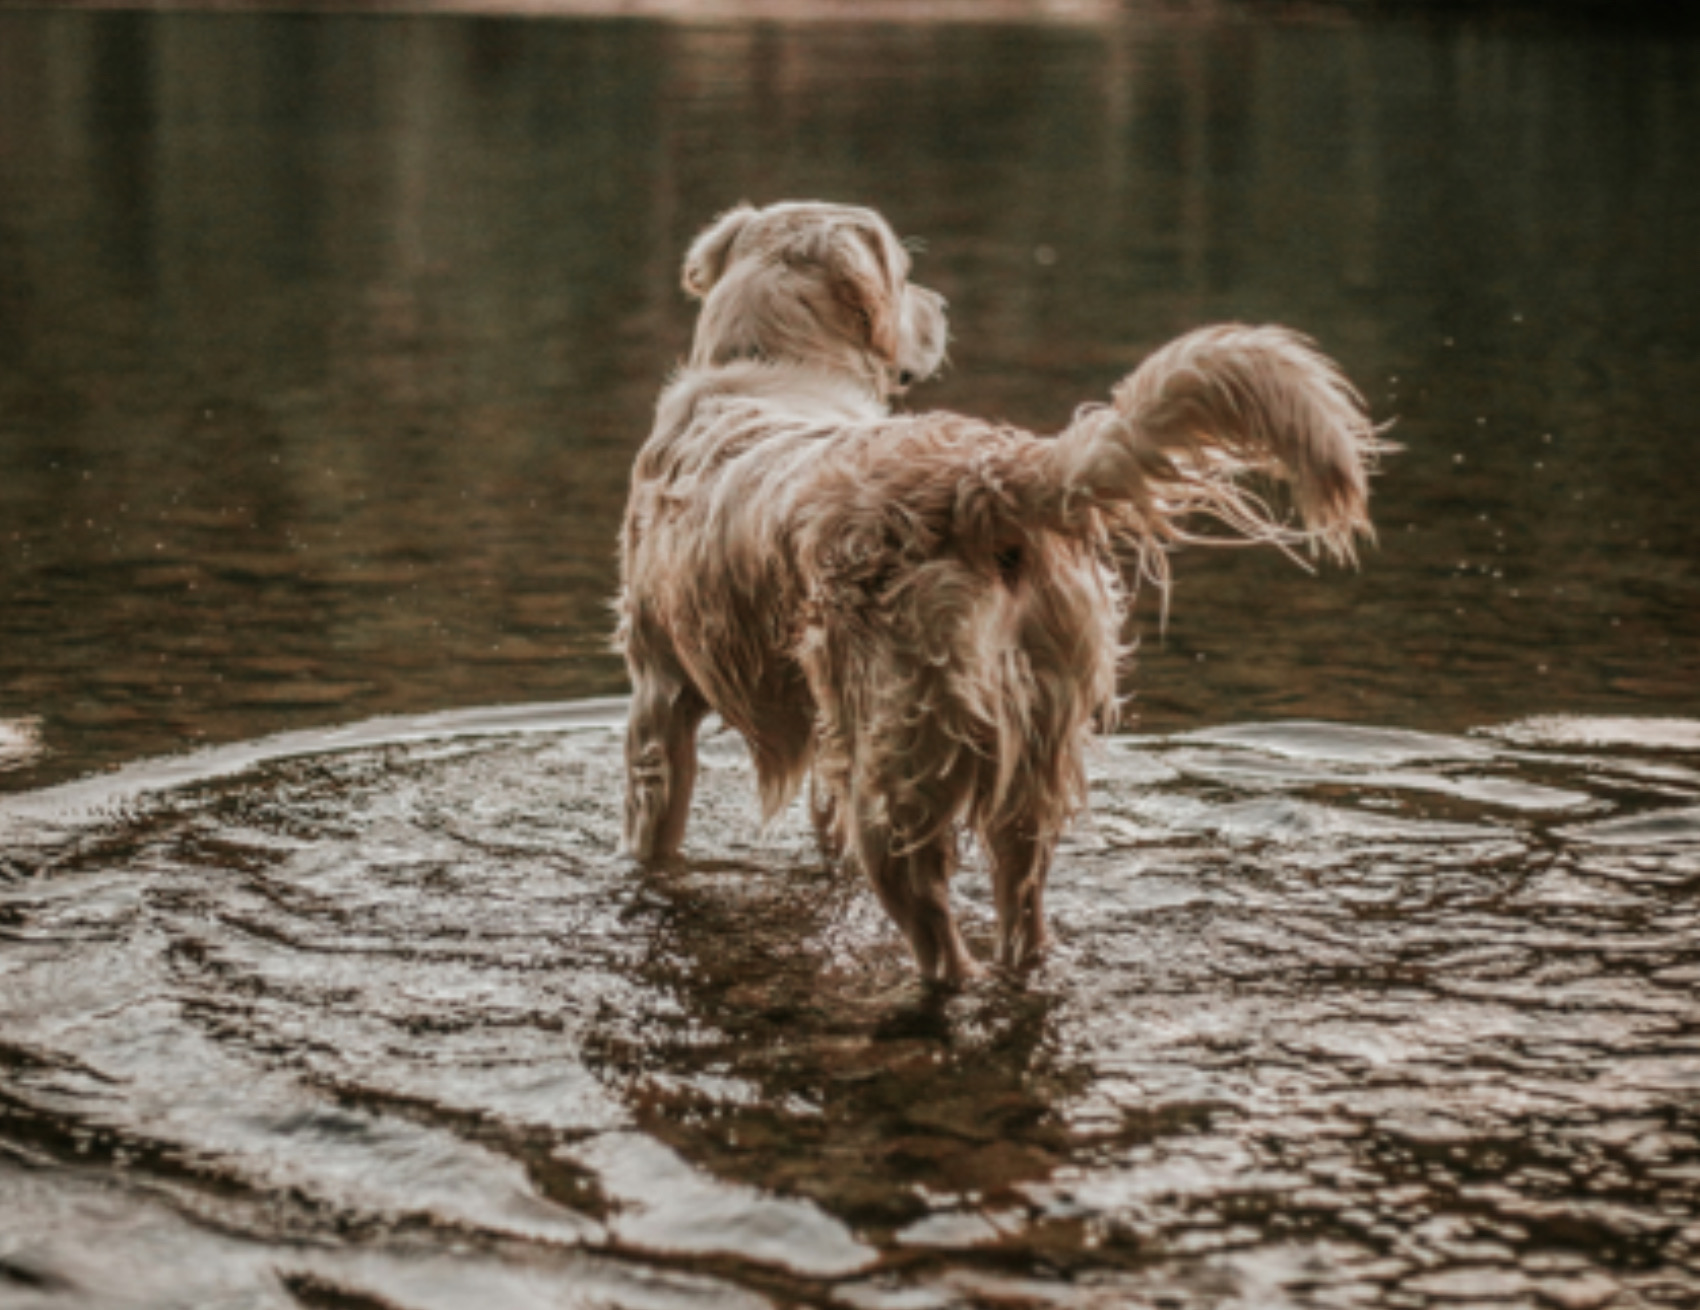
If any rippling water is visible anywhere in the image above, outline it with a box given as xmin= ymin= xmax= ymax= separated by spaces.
xmin=3 ymin=3 xmax=1699 ymax=1306
xmin=3 ymin=709 xmax=1698 ymax=1306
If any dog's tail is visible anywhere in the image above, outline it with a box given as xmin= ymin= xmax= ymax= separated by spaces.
xmin=1038 ymin=325 xmax=1388 ymax=573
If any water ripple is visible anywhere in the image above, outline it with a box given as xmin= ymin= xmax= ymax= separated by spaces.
xmin=1 ymin=708 xmax=1696 ymax=1307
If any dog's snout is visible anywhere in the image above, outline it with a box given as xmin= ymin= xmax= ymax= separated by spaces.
xmin=899 ymin=370 xmax=916 ymax=387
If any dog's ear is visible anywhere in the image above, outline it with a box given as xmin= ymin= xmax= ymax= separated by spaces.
xmin=683 ymin=204 xmax=756 ymax=299
xmin=825 ymin=223 xmax=901 ymax=364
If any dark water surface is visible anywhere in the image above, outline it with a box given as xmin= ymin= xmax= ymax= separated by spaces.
xmin=1 ymin=5 xmax=1697 ymax=1307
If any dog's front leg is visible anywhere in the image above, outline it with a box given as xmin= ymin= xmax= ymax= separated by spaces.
xmin=808 ymin=770 xmax=846 ymax=867
xmin=622 ymin=673 xmax=708 ymax=863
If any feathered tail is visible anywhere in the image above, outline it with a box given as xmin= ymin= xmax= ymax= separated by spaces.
xmin=1039 ymin=324 xmax=1389 ymax=571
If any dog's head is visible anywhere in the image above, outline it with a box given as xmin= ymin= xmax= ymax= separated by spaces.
xmin=681 ymin=202 xmax=948 ymax=400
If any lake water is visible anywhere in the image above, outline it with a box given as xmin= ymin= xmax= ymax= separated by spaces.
xmin=1 ymin=5 xmax=1697 ymax=1308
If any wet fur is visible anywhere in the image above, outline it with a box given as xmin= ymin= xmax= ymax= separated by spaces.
xmin=617 ymin=201 xmax=1384 ymax=984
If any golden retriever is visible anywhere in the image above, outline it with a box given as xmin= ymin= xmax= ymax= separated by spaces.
xmin=617 ymin=201 xmax=1382 ymax=984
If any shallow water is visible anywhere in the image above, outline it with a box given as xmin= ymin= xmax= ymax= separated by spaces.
xmin=3 ymin=709 xmax=1699 ymax=1307
xmin=2 ymin=4 xmax=1698 ymax=1308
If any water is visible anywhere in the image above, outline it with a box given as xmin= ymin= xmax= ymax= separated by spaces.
xmin=3 ymin=711 xmax=1698 ymax=1306
xmin=1 ymin=4 xmax=1697 ymax=1307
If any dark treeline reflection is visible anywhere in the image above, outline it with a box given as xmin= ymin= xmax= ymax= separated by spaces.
xmin=1 ymin=8 xmax=1696 ymax=784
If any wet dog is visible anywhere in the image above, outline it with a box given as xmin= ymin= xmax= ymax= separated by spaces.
xmin=617 ymin=201 xmax=1382 ymax=984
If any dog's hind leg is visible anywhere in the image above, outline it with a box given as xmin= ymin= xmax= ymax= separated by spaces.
xmin=622 ymin=667 xmax=708 ymax=863
xmin=850 ymin=789 xmax=980 ymax=986
xmin=986 ymin=820 xmax=1054 ymax=969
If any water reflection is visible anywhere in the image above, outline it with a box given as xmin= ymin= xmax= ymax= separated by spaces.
xmin=1 ymin=7 xmax=1697 ymax=787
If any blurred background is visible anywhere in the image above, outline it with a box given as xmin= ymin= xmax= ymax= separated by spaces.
xmin=1 ymin=0 xmax=1696 ymax=788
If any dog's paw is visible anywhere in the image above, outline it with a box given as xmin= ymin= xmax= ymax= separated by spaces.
xmin=931 ymin=952 xmax=987 ymax=990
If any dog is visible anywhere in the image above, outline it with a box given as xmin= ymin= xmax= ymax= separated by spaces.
xmin=617 ymin=201 xmax=1382 ymax=984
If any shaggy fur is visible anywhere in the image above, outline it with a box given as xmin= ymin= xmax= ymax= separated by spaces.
xmin=617 ymin=201 xmax=1384 ymax=984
